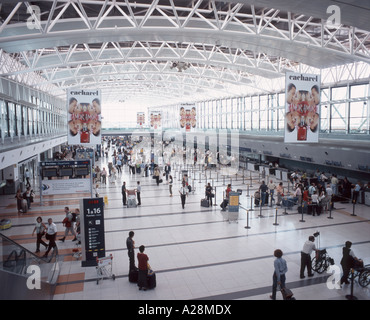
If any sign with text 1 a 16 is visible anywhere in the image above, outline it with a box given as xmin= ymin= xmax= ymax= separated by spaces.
xmin=80 ymin=198 xmax=105 ymax=267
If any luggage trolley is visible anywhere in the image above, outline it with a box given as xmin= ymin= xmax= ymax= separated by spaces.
xmin=96 ymin=254 xmax=116 ymax=284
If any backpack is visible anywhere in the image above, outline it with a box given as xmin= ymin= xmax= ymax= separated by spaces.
xmin=71 ymin=212 xmax=77 ymax=222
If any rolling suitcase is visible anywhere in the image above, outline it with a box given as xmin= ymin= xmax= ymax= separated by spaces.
xmin=147 ymin=272 xmax=156 ymax=289
xmin=129 ymin=269 xmax=138 ymax=283
xmin=201 ymin=198 xmax=210 ymax=207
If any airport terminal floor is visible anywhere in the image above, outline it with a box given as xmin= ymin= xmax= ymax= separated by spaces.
xmin=1 ymin=153 xmax=369 ymax=301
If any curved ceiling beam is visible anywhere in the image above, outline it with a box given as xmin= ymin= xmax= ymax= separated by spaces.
xmin=220 ymin=0 xmax=370 ymax=32
xmin=0 ymin=0 xmax=368 ymax=107
xmin=49 ymin=75 xmax=250 ymax=101
xmin=0 ymin=1 xmax=368 ymax=67
xmin=4 ymin=44 xmax=297 ymax=80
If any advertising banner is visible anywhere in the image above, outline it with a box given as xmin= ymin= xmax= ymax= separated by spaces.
xmin=41 ymin=178 xmax=91 ymax=195
xmin=137 ymin=112 xmax=145 ymax=127
xmin=284 ymin=72 xmax=320 ymax=143
xmin=67 ymin=89 xmax=102 ymax=145
xmin=150 ymin=111 xmax=162 ymax=130
xmin=179 ymin=104 xmax=196 ymax=132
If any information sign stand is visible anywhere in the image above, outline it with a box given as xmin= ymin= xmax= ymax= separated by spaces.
xmin=228 ymin=192 xmax=239 ymax=223
xmin=80 ymin=198 xmax=106 ymax=267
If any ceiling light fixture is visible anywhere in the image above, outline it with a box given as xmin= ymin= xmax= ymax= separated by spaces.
xmin=170 ymin=61 xmax=190 ymax=72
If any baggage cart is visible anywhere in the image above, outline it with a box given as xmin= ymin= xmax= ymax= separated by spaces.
xmin=96 ymin=254 xmax=115 ymax=284
xmin=227 ymin=210 xmax=239 ymax=223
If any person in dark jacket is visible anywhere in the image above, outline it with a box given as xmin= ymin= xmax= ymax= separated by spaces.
xmin=340 ymin=241 xmax=363 ymax=285
xmin=121 ymin=181 xmax=127 ymax=206
xmin=126 ymin=231 xmax=136 ymax=271
xmin=205 ymin=183 xmax=214 ymax=206
xmin=259 ymin=181 xmax=269 ymax=206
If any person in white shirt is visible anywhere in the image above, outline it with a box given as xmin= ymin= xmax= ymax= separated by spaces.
xmin=179 ymin=182 xmax=188 ymax=209
xmin=331 ymin=174 xmax=338 ymax=195
xmin=310 ymin=191 xmax=320 ymax=216
xmin=294 ymin=185 xmax=302 ymax=205
xmin=44 ymin=218 xmax=57 ymax=258
xmin=267 ymin=180 xmax=276 ymax=205
xmin=300 ymin=236 xmax=318 ymax=279
xmin=25 ymin=169 xmax=31 ymax=187
xmin=326 ymin=184 xmax=334 ymax=210
xmin=308 ymin=183 xmax=316 ymax=196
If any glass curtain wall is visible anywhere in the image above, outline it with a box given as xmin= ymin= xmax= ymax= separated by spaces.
xmin=0 ymin=93 xmax=66 ymax=144
xmin=194 ymin=82 xmax=369 ymax=135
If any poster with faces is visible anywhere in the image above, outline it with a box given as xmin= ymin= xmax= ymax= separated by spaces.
xmin=285 ymin=72 xmax=320 ymax=143
xmin=67 ymin=89 xmax=102 ymax=145
xmin=137 ymin=112 xmax=145 ymax=127
xmin=150 ymin=111 xmax=162 ymax=130
xmin=179 ymin=104 xmax=196 ymax=132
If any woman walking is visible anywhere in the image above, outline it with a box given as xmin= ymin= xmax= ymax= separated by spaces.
xmin=32 ymin=217 xmax=48 ymax=253
xmin=270 ymin=249 xmax=288 ymax=300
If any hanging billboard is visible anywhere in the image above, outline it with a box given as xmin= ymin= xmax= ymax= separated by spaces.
xmin=179 ymin=103 xmax=196 ymax=132
xmin=149 ymin=111 xmax=162 ymax=130
xmin=67 ymin=89 xmax=102 ymax=145
xmin=137 ymin=112 xmax=145 ymax=127
xmin=284 ymin=72 xmax=320 ymax=143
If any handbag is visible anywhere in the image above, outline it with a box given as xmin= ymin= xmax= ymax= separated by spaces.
xmin=280 ymin=286 xmax=294 ymax=299
xmin=147 ymin=263 xmax=154 ymax=276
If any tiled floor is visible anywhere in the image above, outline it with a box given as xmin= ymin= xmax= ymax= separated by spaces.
xmin=1 ymin=155 xmax=369 ymax=301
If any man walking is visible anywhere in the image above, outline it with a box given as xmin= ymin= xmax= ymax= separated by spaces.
xmin=60 ymin=207 xmax=77 ymax=242
xmin=43 ymin=218 xmax=57 ymax=258
xmin=179 ymin=181 xmax=188 ymax=209
xmin=164 ymin=163 xmax=171 ymax=181
xmin=268 ymin=179 xmax=276 ymax=206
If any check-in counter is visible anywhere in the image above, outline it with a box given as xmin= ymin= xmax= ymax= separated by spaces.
xmin=365 ymin=189 xmax=370 ymax=206
xmin=247 ymin=162 xmax=259 ymax=172
xmin=275 ymin=168 xmax=289 ymax=181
